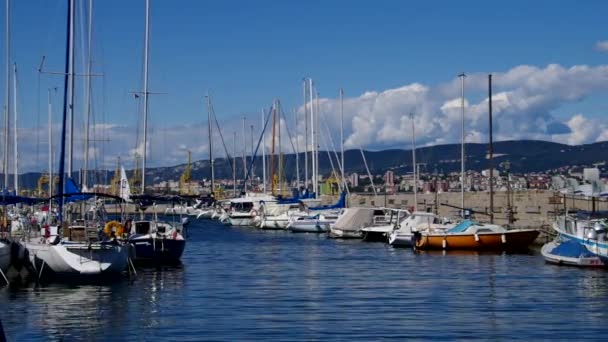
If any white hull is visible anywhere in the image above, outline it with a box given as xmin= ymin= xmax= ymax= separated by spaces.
xmin=388 ymin=232 xmax=414 ymax=247
xmin=25 ymin=240 xmax=129 ymax=276
xmin=259 ymin=217 xmax=290 ymax=230
xmin=196 ymin=209 xmax=214 ymax=219
xmin=541 ymin=241 xmax=604 ymax=267
xmin=329 ymin=228 xmax=362 ymax=239
xmin=0 ymin=241 xmax=10 ymax=272
xmin=553 ymin=218 xmax=608 ymax=261
xmin=228 ymin=217 xmax=255 ymax=226
xmin=289 ymin=221 xmax=330 ymax=233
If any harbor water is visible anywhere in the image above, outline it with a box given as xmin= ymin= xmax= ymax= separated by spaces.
xmin=2 ymin=219 xmax=608 ymax=341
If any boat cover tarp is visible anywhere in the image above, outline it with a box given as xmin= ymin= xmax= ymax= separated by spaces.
xmin=331 ymin=207 xmax=375 ymax=231
xmin=0 ymin=195 xmax=46 ymax=205
xmin=550 ymin=240 xmax=596 ymax=258
xmin=447 ymin=220 xmax=475 ymax=233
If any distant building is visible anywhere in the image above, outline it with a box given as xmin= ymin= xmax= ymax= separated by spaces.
xmin=350 ymin=173 xmax=359 ymax=187
xmin=384 ymin=170 xmax=395 ymax=186
xmin=584 ymin=168 xmax=600 ymax=183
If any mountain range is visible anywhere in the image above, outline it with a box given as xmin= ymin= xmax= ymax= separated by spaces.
xmin=11 ymin=139 xmax=608 ymax=190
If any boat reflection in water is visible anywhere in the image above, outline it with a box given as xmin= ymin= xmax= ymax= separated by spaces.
xmin=1 ymin=265 xmax=185 ymax=341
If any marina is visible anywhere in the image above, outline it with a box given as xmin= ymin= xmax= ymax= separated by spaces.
xmin=3 ymin=219 xmax=608 ymax=340
xmin=0 ymin=0 xmax=608 ymax=340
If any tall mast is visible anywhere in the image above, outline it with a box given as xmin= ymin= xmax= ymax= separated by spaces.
xmin=458 ymin=72 xmax=466 ymax=216
xmin=250 ymin=124 xmax=254 ymax=189
xmin=233 ymin=131 xmax=237 ymax=196
xmin=340 ymin=88 xmax=345 ymax=190
xmin=270 ymin=104 xmax=276 ymax=195
xmin=309 ymin=79 xmax=315 ymax=197
xmin=4 ymin=0 xmax=10 ymax=189
xmin=206 ymin=94 xmax=214 ymax=194
xmin=488 ymin=74 xmax=494 ymax=224
xmin=303 ymin=79 xmax=308 ymax=192
xmin=83 ymin=0 xmax=93 ymax=189
xmin=278 ymin=101 xmax=282 ymax=195
xmin=141 ymin=0 xmax=150 ymax=193
xmin=294 ymin=108 xmax=300 ymax=191
xmin=67 ymin=0 xmax=75 ymax=178
xmin=242 ymin=116 xmax=246 ymax=192
xmin=58 ymin=0 xmax=74 ymax=224
xmin=48 ymin=88 xmax=53 ymax=210
xmin=12 ymin=63 xmax=17 ymax=194
xmin=261 ymin=109 xmax=266 ymax=193
xmin=410 ymin=113 xmax=417 ymax=211
xmin=315 ymin=91 xmax=320 ymax=197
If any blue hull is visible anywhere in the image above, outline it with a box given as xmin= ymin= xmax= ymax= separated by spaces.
xmin=129 ymin=238 xmax=186 ymax=264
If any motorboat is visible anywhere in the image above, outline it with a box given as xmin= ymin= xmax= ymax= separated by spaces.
xmin=413 ymin=220 xmax=540 ymax=251
xmin=387 ymin=211 xmax=451 ymax=247
xmin=287 ymin=211 xmax=341 ymax=233
xmin=329 ymin=207 xmax=388 ymax=239
xmin=553 ymin=210 xmax=608 ymax=264
xmin=360 ymin=209 xmax=407 ymax=242
xmin=541 ymin=239 xmax=605 ymax=267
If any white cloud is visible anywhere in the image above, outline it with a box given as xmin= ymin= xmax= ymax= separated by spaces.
xmin=595 ymin=40 xmax=608 ymax=51
xmin=293 ymin=63 xmax=608 ymax=152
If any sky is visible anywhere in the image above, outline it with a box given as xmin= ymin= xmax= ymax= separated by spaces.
xmin=1 ymin=0 xmax=608 ymax=173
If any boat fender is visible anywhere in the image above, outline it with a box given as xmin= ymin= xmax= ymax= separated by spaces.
xmin=173 ymin=230 xmax=178 ymax=239
xmin=474 ymin=233 xmax=479 ymax=242
xmin=442 ymin=239 xmax=447 ymax=249
xmin=251 ymin=209 xmax=258 ymax=217
xmin=501 ymin=234 xmax=506 ymax=244
xmin=104 ymin=221 xmax=124 ymax=238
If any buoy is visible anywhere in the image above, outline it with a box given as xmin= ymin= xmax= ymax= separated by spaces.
xmin=501 ymin=234 xmax=506 ymax=243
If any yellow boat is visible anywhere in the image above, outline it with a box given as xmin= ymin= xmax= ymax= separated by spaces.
xmin=413 ymin=220 xmax=540 ymax=251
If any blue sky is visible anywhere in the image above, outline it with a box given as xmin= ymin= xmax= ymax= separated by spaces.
xmin=2 ymin=0 xmax=608 ymax=171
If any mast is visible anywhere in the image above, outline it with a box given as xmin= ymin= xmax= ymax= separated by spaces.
xmin=241 ymin=116 xmax=246 ymax=192
xmin=294 ymin=108 xmax=300 ymax=191
xmin=270 ymin=104 xmax=276 ymax=195
xmin=278 ymin=101 xmax=282 ymax=195
xmin=141 ymin=0 xmax=150 ymax=193
xmin=315 ymin=91 xmax=320 ymax=197
xmin=233 ymin=131 xmax=237 ymax=196
xmin=206 ymin=94 xmax=214 ymax=194
xmin=458 ymin=72 xmax=466 ymax=216
xmin=48 ymin=88 xmax=53 ymax=211
xmin=83 ymin=0 xmax=93 ymax=189
xmin=250 ymin=124 xmax=254 ymax=189
xmin=303 ymin=79 xmax=308 ymax=192
xmin=4 ymin=0 xmax=10 ymax=190
xmin=410 ymin=113 xmax=417 ymax=211
xmin=488 ymin=74 xmax=494 ymax=224
xmin=261 ymin=109 xmax=266 ymax=193
xmin=12 ymin=63 xmax=17 ymax=194
xmin=67 ymin=0 xmax=75 ymax=178
xmin=340 ymin=88 xmax=345 ymax=190
xmin=58 ymin=0 xmax=74 ymax=224
xmin=309 ymin=79 xmax=315 ymax=197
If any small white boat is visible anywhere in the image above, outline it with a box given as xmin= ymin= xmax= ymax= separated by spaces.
xmin=541 ymin=239 xmax=605 ymax=267
xmin=329 ymin=207 xmax=387 ymax=239
xmin=388 ymin=211 xmax=451 ymax=247
xmin=361 ymin=209 xmax=408 ymax=242
xmin=288 ymin=211 xmax=341 ymax=233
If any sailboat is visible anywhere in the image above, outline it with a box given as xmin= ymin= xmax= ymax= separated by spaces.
xmin=127 ymin=0 xmax=186 ymax=264
xmin=24 ymin=0 xmax=129 ymax=279
xmin=411 ymin=74 xmax=539 ymax=252
xmin=0 ymin=240 xmax=10 ymax=277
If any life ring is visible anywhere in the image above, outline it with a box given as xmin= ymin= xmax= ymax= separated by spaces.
xmin=104 ymin=220 xmax=124 ymax=238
